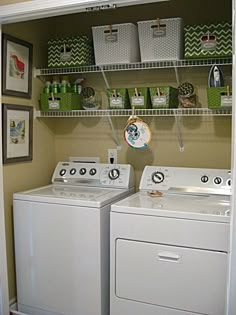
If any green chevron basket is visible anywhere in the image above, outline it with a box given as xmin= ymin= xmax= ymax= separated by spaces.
xmin=48 ymin=36 xmax=94 ymax=67
xmin=184 ymin=21 xmax=232 ymax=59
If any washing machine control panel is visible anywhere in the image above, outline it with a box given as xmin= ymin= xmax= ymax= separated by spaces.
xmin=140 ymin=166 xmax=231 ymax=194
xmin=52 ymin=162 xmax=134 ymax=188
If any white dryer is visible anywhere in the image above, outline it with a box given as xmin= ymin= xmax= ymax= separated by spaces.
xmin=13 ymin=162 xmax=135 ymax=315
xmin=110 ymin=166 xmax=231 ymax=315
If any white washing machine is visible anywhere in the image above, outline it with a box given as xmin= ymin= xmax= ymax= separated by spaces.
xmin=13 ymin=161 xmax=135 ymax=315
xmin=110 ymin=166 xmax=231 ymax=315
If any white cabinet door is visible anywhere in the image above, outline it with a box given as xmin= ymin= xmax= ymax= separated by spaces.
xmin=116 ymin=239 xmax=227 ymax=315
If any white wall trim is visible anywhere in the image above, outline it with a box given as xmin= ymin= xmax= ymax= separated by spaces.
xmin=0 ymin=0 xmax=169 ymax=24
xmin=0 ymin=24 xmax=10 ymax=315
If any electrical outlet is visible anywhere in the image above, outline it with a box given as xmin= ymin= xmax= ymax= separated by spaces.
xmin=108 ymin=149 xmax=117 ymax=164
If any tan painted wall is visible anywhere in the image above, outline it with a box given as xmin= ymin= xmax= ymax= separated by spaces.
xmin=2 ymin=23 xmax=56 ymax=299
xmin=1 ymin=0 xmax=232 ymax=301
xmin=0 ymin=0 xmax=30 ymax=6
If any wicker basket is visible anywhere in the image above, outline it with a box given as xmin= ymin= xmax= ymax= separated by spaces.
xmin=92 ymin=23 xmax=140 ymax=65
xmin=137 ymin=17 xmax=184 ymax=62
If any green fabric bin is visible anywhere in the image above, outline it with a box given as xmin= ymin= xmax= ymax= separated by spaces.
xmin=127 ymin=87 xmax=151 ymax=109
xmin=185 ymin=21 xmax=232 ymax=59
xmin=48 ymin=36 xmax=94 ymax=68
xmin=207 ymin=87 xmax=232 ymax=109
xmin=149 ymin=86 xmax=178 ymax=108
xmin=40 ymin=93 xmax=82 ymax=111
xmin=107 ymin=88 xmax=130 ymax=109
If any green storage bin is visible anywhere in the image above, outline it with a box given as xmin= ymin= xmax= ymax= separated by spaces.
xmin=107 ymin=88 xmax=130 ymax=109
xmin=207 ymin=87 xmax=232 ymax=109
xmin=40 ymin=93 xmax=82 ymax=111
xmin=127 ymin=87 xmax=151 ymax=109
xmin=149 ymin=86 xmax=178 ymax=108
xmin=48 ymin=36 xmax=94 ymax=68
xmin=185 ymin=21 xmax=232 ymax=59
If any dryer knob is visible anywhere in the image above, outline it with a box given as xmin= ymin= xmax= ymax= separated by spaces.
xmin=152 ymin=171 xmax=165 ymax=184
xmin=109 ymin=169 xmax=120 ymax=180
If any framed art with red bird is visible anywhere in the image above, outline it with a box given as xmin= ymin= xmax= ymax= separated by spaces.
xmin=2 ymin=34 xmax=33 ymax=98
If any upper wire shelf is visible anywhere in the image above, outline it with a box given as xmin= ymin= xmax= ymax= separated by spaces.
xmin=35 ymin=108 xmax=232 ymax=118
xmin=35 ymin=57 xmax=232 ymax=76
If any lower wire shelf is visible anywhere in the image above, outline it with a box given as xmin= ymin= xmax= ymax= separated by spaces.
xmin=35 ymin=108 xmax=232 ymax=118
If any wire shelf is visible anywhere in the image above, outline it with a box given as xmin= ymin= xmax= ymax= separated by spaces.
xmin=35 ymin=57 xmax=232 ymax=76
xmin=35 ymin=108 xmax=232 ymax=118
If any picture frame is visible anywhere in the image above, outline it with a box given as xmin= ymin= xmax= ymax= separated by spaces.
xmin=2 ymin=34 xmax=33 ymax=98
xmin=2 ymin=104 xmax=33 ymax=164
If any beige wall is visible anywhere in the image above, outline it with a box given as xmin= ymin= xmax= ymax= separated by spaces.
xmin=1 ymin=0 xmax=232 ymax=300
xmin=2 ymin=23 xmax=56 ymax=299
xmin=0 ymin=0 xmax=30 ymax=6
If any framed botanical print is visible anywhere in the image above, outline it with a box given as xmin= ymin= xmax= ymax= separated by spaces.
xmin=2 ymin=104 xmax=33 ymax=164
xmin=2 ymin=34 xmax=33 ymax=98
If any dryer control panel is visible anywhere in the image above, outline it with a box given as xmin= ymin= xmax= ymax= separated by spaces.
xmin=52 ymin=162 xmax=135 ymax=188
xmin=140 ymin=166 xmax=231 ymax=195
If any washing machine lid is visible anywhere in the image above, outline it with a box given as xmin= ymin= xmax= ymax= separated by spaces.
xmin=111 ymin=191 xmax=231 ymax=223
xmin=14 ymin=184 xmax=134 ymax=208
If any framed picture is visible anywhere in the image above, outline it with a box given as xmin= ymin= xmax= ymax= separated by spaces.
xmin=2 ymin=104 xmax=33 ymax=164
xmin=2 ymin=34 xmax=33 ymax=98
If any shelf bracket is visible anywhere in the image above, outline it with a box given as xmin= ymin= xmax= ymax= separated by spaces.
xmin=100 ymin=66 xmax=121 ymax=149
xmin=172 ymin=61 xmax=180 ymax=86
xmin=174 ymin=112 xmax=184 ymax=152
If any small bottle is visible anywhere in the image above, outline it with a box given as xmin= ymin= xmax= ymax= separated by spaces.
xmin=52 ymin=76 xmax=60 ymax=94
xmin=43 ymin=81 xmax=51 ymax=94
xmin=61 ymin=76 xmax=71 ymax=93
xmin=72 ymin=83 xmax=78 ymax=94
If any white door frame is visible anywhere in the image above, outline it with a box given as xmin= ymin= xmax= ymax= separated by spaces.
xmin=227 ymin=0 xmax=236 ymax=313
xmin=0 ymin=24 xmax=10 ymax=315
xmin=0 ymin=1 xmax=234 ymax=315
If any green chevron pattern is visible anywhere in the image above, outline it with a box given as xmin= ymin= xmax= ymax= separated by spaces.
xmin=48 ymin=36 xmax=94 ymax=68
xmin=184 ymin=21 xmax=232 ymax=59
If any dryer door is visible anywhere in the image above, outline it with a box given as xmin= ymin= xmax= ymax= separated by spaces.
xmin=115 ymin=239 xmax=227 ymax=315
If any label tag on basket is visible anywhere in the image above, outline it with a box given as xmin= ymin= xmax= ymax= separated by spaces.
xmin=221 ymin=95 xmax=232 ymax=107
xmin=105 ymin=33 xmax=118 ymax=43
xmin=48 ymin=100 xmax=60 ymax=110
xmin=201 ymin=34 xmax=217 ymax=51
xmin=132 ymin=96 xmax=144 ymax=106
xmin=110 ymin=97 xmax=123 ymax=107
xmin=152 ymin=27 xmax=166 ymax=38
xmin=152 ymin=95 xmax=167 ymax=106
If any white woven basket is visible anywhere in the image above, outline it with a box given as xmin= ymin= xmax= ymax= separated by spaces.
xmin=137 ymin=17 xmax=184 ymax=62
xmin=92 ymin=23 xmax=140 ymax=65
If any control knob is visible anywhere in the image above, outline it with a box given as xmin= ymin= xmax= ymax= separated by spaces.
xmin=79 ymin=168 xmax=86 ymax=175
xmin=59 ymin=169 xmax=66 ymax=176
xmin=109 ymin=169 xmax=120 ymax=180
xmin=214 ymin=176 xmax=222 ymax=185
xmin=70 ymin=168 xmax=76 ymax=175
xmin=201 ymin=175 xmax=209 ymax=183
xmin=152 ymin=171 xmax=165 ymax=184
xmin=89 ymin=168 xmax=97 ymax=176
